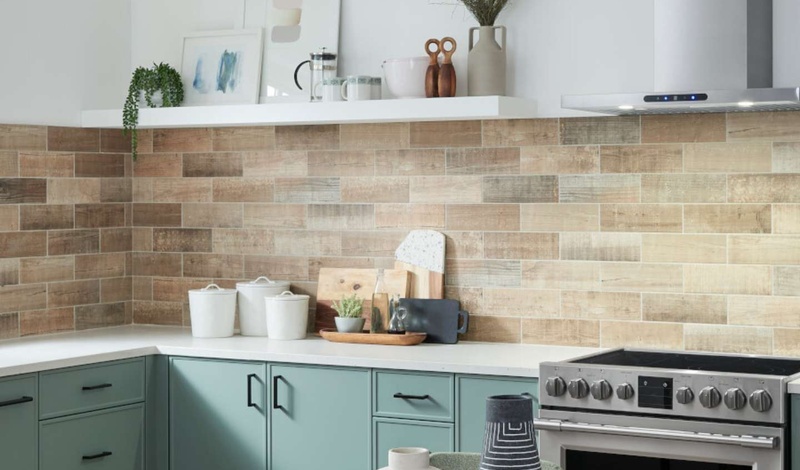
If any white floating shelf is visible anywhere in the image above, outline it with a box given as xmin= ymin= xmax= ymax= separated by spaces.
xmin=82 ymin=96 xmax=538 ymax=129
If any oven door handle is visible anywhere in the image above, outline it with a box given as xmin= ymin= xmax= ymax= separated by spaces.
xmin=534 ymin=419 xmax=777 ymax=449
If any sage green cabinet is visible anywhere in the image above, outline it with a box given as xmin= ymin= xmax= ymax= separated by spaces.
xmin=270 ymin=364 xmax=371 ymax=470
xmin=792 ymin=395 xmax=800 ymax=470
xmin=0 ymin=374 xmax=37 ymax=470
xmin=456 ymin=375 xmax=538 ymax=452
xmin=373 ymin=418 xmax=454 ymax=469
xmin=169 ymin=357 xmax=267 ymax=470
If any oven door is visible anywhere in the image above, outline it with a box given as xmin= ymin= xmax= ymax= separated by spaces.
xmin=536 ymin=409 xmax=784 ymax=470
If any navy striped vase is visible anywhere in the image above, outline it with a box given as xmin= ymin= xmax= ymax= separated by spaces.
xmin=480 ymin=394 xmax=541 ymax=470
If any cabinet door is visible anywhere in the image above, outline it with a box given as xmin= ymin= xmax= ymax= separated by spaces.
xmin=0 ymin=374 xmax=37 ymax=470
xmin=373 ymin=418 xmax=454 ymax=469
xmin=169 ymin=358 xmax=267 ymax=470
xmin=456 ymin=375 xmax=538 ymax=452
xmin=270 ymin=364 xmax=370 ymax=470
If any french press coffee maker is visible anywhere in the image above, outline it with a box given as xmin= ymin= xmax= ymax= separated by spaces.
xmin=293 ymin=48 xmax=338 ymax=102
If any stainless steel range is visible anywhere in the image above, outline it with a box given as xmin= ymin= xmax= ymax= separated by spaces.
xmin=536 ymin=349 xmax=800 ymax=469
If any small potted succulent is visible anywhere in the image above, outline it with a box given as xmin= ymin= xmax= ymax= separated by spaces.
xmin=332 ymin=294 xmax=365 ymax=333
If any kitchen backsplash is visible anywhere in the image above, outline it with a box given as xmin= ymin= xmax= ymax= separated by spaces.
xmin=1 ymin=113 xmax=800 ymax=356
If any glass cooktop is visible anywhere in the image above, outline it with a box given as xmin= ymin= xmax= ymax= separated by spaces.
xmin=574 ymin=350 xmax=800 ymax=376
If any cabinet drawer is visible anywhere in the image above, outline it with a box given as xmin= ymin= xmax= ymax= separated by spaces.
xmin=39 ymin=358 xmax=145 ymax=419
xmin=40 ymin=403 xmax=144 ymax=470
xmin=0 ymin=374 xmax=38 ymax=470
xmin=374 ymin=370 xmax=454 ymax=422
xmin=374 ymin=418 xmax=454 ymax=469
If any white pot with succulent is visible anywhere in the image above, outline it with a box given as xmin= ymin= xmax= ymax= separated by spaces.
xmin=332 ymin=294 xmax=366 ymax=333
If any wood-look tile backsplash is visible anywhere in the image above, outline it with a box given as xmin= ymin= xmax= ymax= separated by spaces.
xmin=2 ymin=113 xmax=800 ymax=356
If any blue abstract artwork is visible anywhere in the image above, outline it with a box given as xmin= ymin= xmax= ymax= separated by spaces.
xmin=192 ymin=50 xmax=242 ymax=95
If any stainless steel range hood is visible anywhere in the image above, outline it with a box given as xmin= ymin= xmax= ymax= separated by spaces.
xmin=562 ymin=0 xmax=800 ymax=115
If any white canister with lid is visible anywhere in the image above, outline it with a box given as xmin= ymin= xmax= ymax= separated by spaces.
xmin=188 ymin=284 xmax=237 ymax=338
xmin=266 ymin=291 xmax=309 ymax=340
xmin=236 ymin=276 xmax=291 ymax=337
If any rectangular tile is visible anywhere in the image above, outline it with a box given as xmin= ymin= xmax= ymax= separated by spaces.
xmin=773 ymin=142 xmax=800 ymax=173
xmin=446 ymin=148 xmax=520 ymax=175
xmin=729 ymin=296 xmax=800 ymax=328
xmin=601 ymin=144 xmax=683 ymax=173
xmin=340 ymin=123 xmax=409 ymax=150
xmin=100 ymin=178 xmax=131 ymax=203
xmin=482 ymin=119 xmax=558 ymax=147
xmin=183 ymin=253 xmax=244 ymax=278
xmin=133 ymin=277 xmax=152 ymax=301
xmin=560 ymin=175 xmax=640 ymax=203
xmin=601 ymin=263 xmax=683 ymax=293
xmin=244 ymin=256 xmax=308 ymax=281
xmin=20 ymin=257 xmax=73 ymax=283
xmin=133 ymin=178 xmax=152 ymax=203
xmin=242 ymin=151 xmax=307 ymax=177
xmin=561 ymin=233 xmax=641 ymax=262
xmin=307 ymin=150 xmax=374 ymax=177
xmin=0 ymin=178 xmax=46 ymax=204
xmin=522 ymin=261 xmax=600 ymax=291
xmin=643 ymin=293 xmax=726 ymax=324
xmin=153 ymin=228 xmax=212 ymax=253
xmin=212 ymin=228 xmax=274 ymax=255
xmin=152 ymin=278 xmax=212 ymax=303
xmin=183 ymin=203 xmax=243 ymax=228
xmin=0 ymin=125 xmax=46 ymax=151
xmin=0 ymin=284 xmax=46 ymax=314
xmin=20 ymin=205 xmax=73 ymax=230
xmin=600 ymin=204 xmax=682 ymax=232
xmin=463 ymin=316 xmax=520 ymax=343
xmin=211 ymin=126 xmax=275 ymax=151
xmin=601 ymin=321 xmax=683 ymax=349
xmin=0 ymin=313 xmax=18 ymax=339
xmin=152 ymin=178 xmax=212 ymax=203
xmin=132 ymin=203 xmax=182 ymax=227
xmin=183 ymin=153 xmax=243 ymax=177
xmin=444 ymin=286 xmax=483 ymax=315
xmin=75 ymin=253 xmax=126 ymax=279
xmin=275 ymin=230 xmax=341 ymax=257
xmin=0 ymin=231 xmax=47 ymax=258
xmin=374 ymin=204 xmax=443 ymax=229
xmin=443 ymin=231 xmax=484 ymax=259
xmin=483 ymin=289 xmax=560 ymax=317
xmin=133 ymin=301 xmax=182 ymax=326
xmin=47 ymin=127 xmax=99 ymax=152
xmin=275 ymin=125 xmax=339 ymax=151
xmin=642 ymin=234 xmax=727 ymax=264
xmin=76 ymin=303 xmax=126 ymax=330
xmin=308 ymin=257 xmax=375 ymax=281
xmin=410 ymin=121 xmax=482 ymax=148
xmin=447 ymin=204 xmax=519 ymax=231
xmin=132 ymin=253 xmax=182 ymax=277
xmin=482 ymin=176 xmax=558 ymax=203
xmin=341 ymin=177 xmax=409 ymax=203
xmin=729 ymin=174 xmax=800 ymax=203
xmin=48 ymin=279 xmax=100 ymax=308
xmin=153 ymin=128 xmax=212 ymax=152
xmin=212 ymin=178 xmax=273 ymax=202
xmin=99 ymin=129 xmax=132 ymax=153
xmin=684 ymin=204 xmax=771 ymax=234
xmin=641 ymin=114 xmax=726 ymax=143
xmin=409 ymin=176 xmax=482 ymax=203
xmin=562 ymin=291 xmax=640 ymax=321
xmin=74 ymin=153 xmax=125 ymax=177
xmin=641 ymin=174 xmax=727 ymax=203
xmin=520 ymin=145 xmax=599 ymax=175
xmin=729 ymin=235 xmax=800 ymax=264
xmin=520 ymin=204 xmax=599 ymax=232
xmin=560 ymin=116 xmax=640 ymax=145
xmin=341 ymin=232 xmax=404 ymax=257
xmin=20 ymin=308 xmax=74 ymax=336
xmin=522 ymin=319 xmax=599 ymax=347
xmin=274 ymin=178 xmax=340 ymax=203
xmin=684 ymin=143 xmax=772 ymax=173
xmin=133 ymin=153 xmax=182 ymax=177
xmin=48 ymin=229 xmax=99 ymax=256
xmin=727 ymin=111 xmax=800 ymax=142
xmin=775 ymin=266 xmax=800 ymax=296
xmin=774 ymin=205 xmax=800 ymax=234
xmin=19 ymin=152 xmax=73 ymax=177
xmin=0 ymin=206 xmax=18 ymax=231
xmin=685 ymin=264 xmax=771 ymax=295
xmin=775 ymin=329 xmax=800 ymax=356
xmin=0 ymin=151 xmax=17 ymax=177
xmin=375 ymin=149 xmax=445 ymax=176
xmin=685 ymin=324 xmax=772 ymax=355
xmin=101 ymin=277 xmax=132 ymax=303
xmin=75 ymin=204 xmax=125 ymax=229
xmin=244 ymin=204 xmax=307 ymax=229
xmin=47 ymin=178 xmax=100 ymax=204
xmin=0 ymin=259 xmax=18 ymax=286
xmin=445 ymin=259 xmax=520 ymax=288
xmin=484 ymin=232 xmax=558 ymax=260
xmin=101 ymin=228 xmax=133 ymax=253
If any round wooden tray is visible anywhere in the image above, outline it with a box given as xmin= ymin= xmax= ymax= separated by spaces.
xmin=319 ymin=329 xmax=427 ymax=346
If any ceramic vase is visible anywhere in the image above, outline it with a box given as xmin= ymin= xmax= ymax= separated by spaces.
xmin=468 ymin=25 xmax=507 ymax=96
xmin=480 ymin=394 xmax=541 ymax=470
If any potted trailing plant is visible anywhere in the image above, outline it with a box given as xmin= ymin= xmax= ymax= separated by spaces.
xmin=332 ymin=294 xmax=365 ymax=333
xmin=123 ymin=62 xmax=184 ymax=159
xmin=460 ymin=0 xmax=512 ymax=96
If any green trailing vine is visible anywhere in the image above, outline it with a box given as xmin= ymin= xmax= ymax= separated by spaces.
xmin=122 ymin=63 xmax=184 ymax=160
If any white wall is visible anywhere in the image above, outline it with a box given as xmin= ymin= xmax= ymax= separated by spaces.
xmin=774 ymin=0 xmax=800 ymax=87
xmin=0 ymin=0 xmax=131 ymax=126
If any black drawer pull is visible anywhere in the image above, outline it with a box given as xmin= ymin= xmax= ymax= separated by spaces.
xmin=82 ymin=451 xmax=112 ymax=461
xmin=393 ymin=393 xmax=431 ymax=401
xmin=82 ymin=383 xmax=113 ymax=391
xmin=0 ymin=396 xmax=33 ymax=408
xmin=273 ymin=375 xmax=284 ymax=410
xmin=247 ymin=374 xmax=257 ymax=408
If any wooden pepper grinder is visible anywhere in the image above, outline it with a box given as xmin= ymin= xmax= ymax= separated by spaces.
xmin=425 ymin=39 xmax=441 ymax=98
xmin=438 ymin=37 xmax=457 ymax=97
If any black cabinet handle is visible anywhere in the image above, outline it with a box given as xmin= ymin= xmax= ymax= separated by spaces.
xmin=393 ymin=393 xmax=431 ymax=400
xmin=82 ymin=451 xmax=112 ymax=461
xmin=273 ymin=375 xmax=283 ymax=410
xmin=82 ymin=383 xmax=113 ymax=391
xmin=0 ymin=396 xmax=33 ymax=408
xmin=247 ymin=374 xmax=257 ymax=408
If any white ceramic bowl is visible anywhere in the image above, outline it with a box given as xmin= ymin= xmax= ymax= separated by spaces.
xmin=383 ymin=57 xmax=428 ymax=99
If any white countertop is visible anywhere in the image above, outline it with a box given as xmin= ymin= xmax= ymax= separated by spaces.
xmin=0 ymin=326 xmax=602 ymax=379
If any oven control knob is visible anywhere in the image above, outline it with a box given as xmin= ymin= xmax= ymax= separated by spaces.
xmin=590 ymin=380 xmax=613 ymax=400
xmin=724 ymin=388 xmax=747 ymax=410
xmin=749 ymin=390 xmax=773 ymax=413
xmin=616 ymin=383 xmax=635 ymax=400
xmin=675 ymin=387 xmax=694 ymax=405
xmin=699 ymin=386 xmax=722 ymax=409
xmin=567 ymin=378 xmax=590 ymax=399
xmin=545 ymin=377 xmax=567 ymax=397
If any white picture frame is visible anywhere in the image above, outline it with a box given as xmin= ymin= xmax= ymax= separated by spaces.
xmin=181 ymin=29 xmax=264 ymax=106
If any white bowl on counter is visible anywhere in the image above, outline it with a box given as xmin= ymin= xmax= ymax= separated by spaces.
xmin=383 ymin=57 xmax=428 ymax=99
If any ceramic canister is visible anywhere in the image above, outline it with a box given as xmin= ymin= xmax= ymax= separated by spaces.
xmin=188 ymin=284 xmax=237 ymax=338
xmin=265 ymin=291 xmax=310 ymax=340
xmin=236 ymin=276 xmax=291 ymax=337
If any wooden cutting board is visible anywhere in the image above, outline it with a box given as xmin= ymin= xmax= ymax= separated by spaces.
xmin=394 ymin=230 xmax=446 ymax=299
xmin=314 ymin=268 xmax=411 ymax=331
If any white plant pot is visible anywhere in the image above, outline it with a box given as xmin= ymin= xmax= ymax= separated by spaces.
xmin=188 ymin=284 xmax=236 ymax=338
xmin=266 ymin=291 xmax=309 ymax=340
xmin=334 ymin=317 xmax=365 ymax=333
xmin=236 ymin=276 xmax=291 ymax=337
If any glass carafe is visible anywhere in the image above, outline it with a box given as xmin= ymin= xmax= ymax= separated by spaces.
xmin=293 ymin=48 xmax=338 ymax=102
